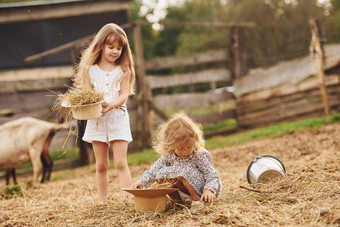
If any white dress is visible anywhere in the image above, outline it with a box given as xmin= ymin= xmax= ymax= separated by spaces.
xmin=82 ymin=64 xmax=132 ymax=144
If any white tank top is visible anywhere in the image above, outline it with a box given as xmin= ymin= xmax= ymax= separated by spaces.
xmin=89 ymin=64 xmax=126 ymax=105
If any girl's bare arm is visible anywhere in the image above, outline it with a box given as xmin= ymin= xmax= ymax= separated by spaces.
xmin=102 ymin=76 xmax=129 ymax=114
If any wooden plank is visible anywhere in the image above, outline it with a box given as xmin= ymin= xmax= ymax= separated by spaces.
xmin=204 ymin=128 xmax=237 ymax=139
xmin=236 ymin=74 xmax=339 ymax=103
xmin=147 ymin=68 xmax=232 ymax=89
xmin=237 ymin=94 xmax=340 ymax=128
xmin=309 ymin=18 xmax=330 ymax=116
xmin=189 ymin=110 xmax=236 ymax=125
xmin=128 ymin=108 xmax=138 ymax=132
xmin=145 ymin=50 xmax=229 ymax=71
xmin=0 ymin=66 xmax=73 ymax=81
xmin=25 ymin=36 xmax=92 ymax=63
xmin=230 ymin=27 xmax=247 ymax=78
xmin=0 ymin=90 xmax=64 ymax=111
xmin=0 ymin=1 xmax=130 ymax=24
xmin=0 ymin=108 xmax=21 ymax=117
xmin=133 ymin=23 xmax=153 ymax=147
xmin=50 ymin=129 xmax=77 ymax=152
xmin=0 ymin=108 xmax=55 ymax=125
xmin=0 ymin=78 xmax=71 ymax=93
xmin=237 ymin=90 xmax=316 ymax=116
xmin=136 ymin=20 xmax=256 ymax=28
xmin=233 ymin=44 xmax=340 ymax=97
xmin=153 ymin=91 xmax=234 ymax=109
xmin=236 ymin=84 xmax=340 ymax=115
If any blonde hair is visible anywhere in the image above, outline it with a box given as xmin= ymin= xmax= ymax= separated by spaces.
xmin=74 ymin=23 xmax=135 ymax=95
xmin=153 ymin=113 xmax=205 ymax=156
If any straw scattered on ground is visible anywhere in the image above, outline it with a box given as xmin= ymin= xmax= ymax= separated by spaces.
xmin=1 ymin=123 xmax=339 ymax=226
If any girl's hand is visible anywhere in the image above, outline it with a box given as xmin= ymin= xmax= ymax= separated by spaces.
xmin=131 ymin=182 xmax=144 ymax=189
xmin=101 ymin=102 xmax=115 ymax=115
xmin=200 ymin=189 xmax=216 ymax=202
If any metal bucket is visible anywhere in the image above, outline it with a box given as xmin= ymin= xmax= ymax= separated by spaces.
xmin=246 ymin=155 xmax=286 ymax=187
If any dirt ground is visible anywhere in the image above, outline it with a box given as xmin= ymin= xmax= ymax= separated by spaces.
xmin=1 ymin=123 xmax=339 ymax=226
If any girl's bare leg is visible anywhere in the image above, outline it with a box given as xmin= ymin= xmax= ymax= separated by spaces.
xmin=166 ymin=177 xmax=201 ymax=201
xmin=111 ymin=140 xmax=132 ymax=196
xmin=177 ymin=177 xmax=201 ymax=201
xmin=92 ymin=141 xmax=109 ymax=201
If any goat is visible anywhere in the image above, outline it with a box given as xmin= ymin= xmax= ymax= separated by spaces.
xmin=0 ymin=117 xmax=66 ymax=184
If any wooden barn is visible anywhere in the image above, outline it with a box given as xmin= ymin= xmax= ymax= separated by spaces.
xmin=0 ymin=0 xmax=132 ymax=164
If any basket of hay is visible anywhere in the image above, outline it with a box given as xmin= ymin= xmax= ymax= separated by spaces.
xmin=58 ymin=87 xmax=105 ymax=120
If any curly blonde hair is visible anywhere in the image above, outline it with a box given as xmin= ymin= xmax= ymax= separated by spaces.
xmin=153 ymin=113 xmax=205 ymax=156
xmin=74 ymin=23 xmax=135 ymax=95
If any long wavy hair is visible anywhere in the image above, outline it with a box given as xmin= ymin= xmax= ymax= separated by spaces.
xmin=153 ymin=113 xmax=205 ymax=157
xmin=74 ymin=23 xmax=135 ymax=95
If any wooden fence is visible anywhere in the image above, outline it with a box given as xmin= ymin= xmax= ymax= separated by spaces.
xmin=234 ymin=41 xmax=340 ymax=129
xmin=236 ymin=75 xmax=340 ymax=128
xmin=131 ymin=21 xmax=249 ymax=148
xmin=1 ymin=20 xmax=340 ymax=175
xmin=126 ymin=48 xmax=237 ymax=150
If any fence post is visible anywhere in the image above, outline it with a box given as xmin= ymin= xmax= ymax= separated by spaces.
xmin=230 ymin=26 xmax=247 ymax=79
xmin=133 ymin=22 xmax=153 ymax=148
xmin=309 ymin=18 xmax=330 ymax=116
xmin=70 ymin=45 xmax=95 ymax=165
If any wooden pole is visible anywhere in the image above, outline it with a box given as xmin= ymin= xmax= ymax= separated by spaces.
xmin=230 ymin=26 xmax=247 ymax=79
xmin=70 ymin=45 xmax=94 ymax=165
xmin=309 ymin=18 xmax=330 ymax=116
xmin=133 ymin=22 xmax=153 ymax=148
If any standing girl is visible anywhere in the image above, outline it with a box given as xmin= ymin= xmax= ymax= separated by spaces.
xmin=132 ymin=114 xmax=222 ymax=204
xmin=74 ymin=23 xmax=135 ymax=201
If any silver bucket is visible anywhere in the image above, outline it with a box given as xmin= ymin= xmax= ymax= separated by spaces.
xmin=246 ymin=155 xmax=286 ymax=187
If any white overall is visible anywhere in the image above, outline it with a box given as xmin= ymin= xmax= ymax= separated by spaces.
xmin=82 ymin=64 xmax=132 ymax=144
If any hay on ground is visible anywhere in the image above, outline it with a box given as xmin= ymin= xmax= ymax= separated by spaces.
xmin=1 ymin=123 xmax=339 ymax=226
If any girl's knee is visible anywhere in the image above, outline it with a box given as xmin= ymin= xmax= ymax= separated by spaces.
xmin=96 ymin=162 xmax=108 ymax=173
xmin=114 ymin=160 xmax=127 ymax=171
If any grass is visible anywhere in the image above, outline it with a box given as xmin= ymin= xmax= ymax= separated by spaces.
xmin=127 ymin=149 xmax=160 ymax=166
xmin=205 ymin=112 xmax=340 ymax=150
xmin=203 ymin=119 xmax=236 ymax=132
xmin=17 ymin=148 xmax=80 ymax=170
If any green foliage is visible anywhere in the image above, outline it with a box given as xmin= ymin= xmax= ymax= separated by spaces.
xmin=17 ymin=148 xmax=80 ymax=170
xmin=223 ymin=0 xmax=327 ymax=67
xmin=163 ymin=0 xmax=230 ymax=55
xmin=203 ymin=119 xmax=236 ymax=132
xmin=133 ymin=0 xmax=338 ymax=70
xmin=1 ymin=184 xmax=23 ymax=199
xmin=205 ymin=112 xmax=340 ymax=150
xmin=325 ymin=0 xmax=340 ymax=43
xmin=50 ymin=148 xmax=79 ymax=160
xmin=127 ymin=149 xmax=160 ymax=166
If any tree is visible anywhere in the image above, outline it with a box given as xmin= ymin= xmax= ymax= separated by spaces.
xmin=132 ymin=0 xmax=338 ymax=69
xmin=325 ymin=0 xmax=340 ymax=43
